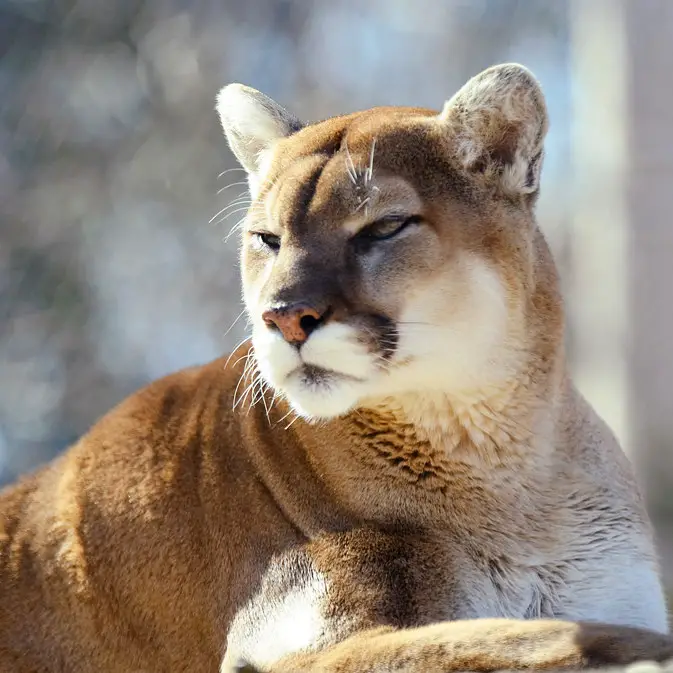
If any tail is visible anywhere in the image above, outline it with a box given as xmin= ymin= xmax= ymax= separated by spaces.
xmin=227 ymin=618 xmax=673 ymax=672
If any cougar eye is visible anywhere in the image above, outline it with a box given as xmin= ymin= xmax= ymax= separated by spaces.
xmin=355 ymin=216 xmax=421 ymax=244
xmin=252 ymin=232 xmax=281 ymax=252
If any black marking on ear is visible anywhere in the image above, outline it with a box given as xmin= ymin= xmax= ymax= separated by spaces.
xmin=470 ymin=154 xmax=490 ymax=175
xmin=524 ymin=150 xmax=543 ymax=191
xmin=286 ymin=117 xmax=304 ymax=135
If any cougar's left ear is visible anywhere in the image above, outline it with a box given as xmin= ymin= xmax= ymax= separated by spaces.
xmin=440 ymin=63 xmax=548 ymax=196
xmin=216 ymin=84 xmax=303 ymax=196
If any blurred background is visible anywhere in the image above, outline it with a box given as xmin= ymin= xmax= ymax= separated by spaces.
xmin=0 ymin=0 xmax=671 ymax=589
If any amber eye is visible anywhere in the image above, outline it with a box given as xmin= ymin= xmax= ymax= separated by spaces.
xmin=355 ymin=216 xmax=421 ymax=244
xmin=252 ymin=232 xmax=281 ymax=251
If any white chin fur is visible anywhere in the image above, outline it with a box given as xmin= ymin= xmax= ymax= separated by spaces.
xmin=281 ymin=374 xmax=361 ymax=420
xmin=252 ymin=322 xmax=380 ymax=420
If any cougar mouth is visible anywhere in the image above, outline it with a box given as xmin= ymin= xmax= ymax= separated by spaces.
xmin=292 ymin=364 xmax=365 ymax=387
xmin=300 ymin=365 xmax=331 ymax=386
xmin=251 ymin=314 xmax=402 ymax=420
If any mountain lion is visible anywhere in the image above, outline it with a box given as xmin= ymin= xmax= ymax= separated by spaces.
xmin=0 ymin=64 xmax=671 ymax=673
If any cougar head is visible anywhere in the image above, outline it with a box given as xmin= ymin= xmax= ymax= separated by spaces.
xmin=216 ymin=64 xmax=561 ymax=421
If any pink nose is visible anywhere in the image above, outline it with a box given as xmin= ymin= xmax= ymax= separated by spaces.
xmin=262 ymin=303 xmax=326 ymax=345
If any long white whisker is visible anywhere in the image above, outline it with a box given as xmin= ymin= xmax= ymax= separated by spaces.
xmin=343 ymin=138 xmax=358 ymax=184
xmin=246 ymin=372 xmax=268 ymax=415
xmin=221 ymin=192 xmax=251 ymax=205
xmin=209 ymin=199 xmax=251 ymax=224
xmin=212 ymin=206 xmax=252 ymax=227
xmin=224 ymin=340 xmax=252 ymax=370
xmin=285 ymin=414 xmax=301 ymax=430
xmin=234 ymin=373 xmax=258 ymax=411
xmin=230 ymin=351 xmax=255 ymax=371
xmin=211 ymin=203 xmax=252 ymax=223
xmin=221 ymin=196 xmax=251 ymax=210
xmin=268 ymin=387 xmax=280 ymax=416
xmin=251 ymin=374 xmax=265 ymax=406
xmin=232 ymin=367 xmax=252 ymax=410
xmin=354 ymin=196 xmax=370 ymax=213
xmin=216 ymin=180 xmax=249 ymax=196
xmin=275 ymin=405 xmax=296 ymax=427
xmin=218 ymin=167 xmax=246 ymax=179
xmin=224 ymin=217 xmax=248 ymax=243
xmin=223 ymin=308 xmax=247 ymax=339
xmin=366 ymin=137 xmax=377 ymax=184
xmin=259 ymin=380 xmax=272 ymax=423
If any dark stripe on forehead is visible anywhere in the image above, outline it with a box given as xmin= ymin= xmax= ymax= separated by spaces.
xmin=277 ymin=155 xmax=329 ymax=233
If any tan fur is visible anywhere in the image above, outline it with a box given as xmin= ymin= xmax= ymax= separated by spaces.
xmin=0 ymin=64 xmax=671 ymax=673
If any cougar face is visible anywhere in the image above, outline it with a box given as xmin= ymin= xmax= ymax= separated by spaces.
xmin=217 ymin=65 xmax=553 ymax=420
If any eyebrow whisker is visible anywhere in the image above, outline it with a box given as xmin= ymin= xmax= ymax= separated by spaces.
xmin=366 ymin=137 xmax=377 ymax=185
xmin=343 ymin=137 xmax=358 ymax=185
xmin=354 ymin=196 xmax=371 ymax=213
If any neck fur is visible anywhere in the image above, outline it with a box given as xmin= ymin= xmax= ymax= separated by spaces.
xmin=359 ymin=365 xmax=553 ymax=469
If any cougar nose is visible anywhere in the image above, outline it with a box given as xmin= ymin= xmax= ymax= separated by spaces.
xmin=262 ymin=303 xmax=328 ymax=345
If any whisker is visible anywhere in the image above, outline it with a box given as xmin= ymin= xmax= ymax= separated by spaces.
xmin=223 ymin=309 xmax=247 ymax=340
xmin=216 ymin=180 xmax=249 ymax=196
xmin=275 ymin=407 xmax=295 ymax=426
xmin=247 ymin=372 xmax=268 ymax=416
xmin=218 ymin=167 xmax=247 ymax=179
xmin=209 ymin=199 xmax=251 ymax=224
xmin=222 ymin=201 xmax=251 ymax=216
xmin=224 ymin=216 xmax=248 ymax=243
xmin=216 ymin=193 xmax=251 ymax=209
xmin=234 ymin=374 xmax=258 ymax=411
xmin=251 ymin=374 xmax=265 ymax=406
xmin=354 ymin=196 xmax=370 ymax=213
xmin=259 ymin=380 xmax=273 ymax=422
xmin=366 ymin=137 xmax=377 ymax=184
xmin=343 ymin=137 xmax=358 ymax=184
xmin=230 ymin=351 xmax=255 ymax=371
xmin=211 ymin=204 xmax=252 ymax=224
xmin=224 ymin=339 xmax=253 ymax=369
xmin=285 ymin=414 xmax=301 ymax=430
xmin=232 ymin=366 xmax=252 ymax=410
xmin=268 ymin=387 xmax=280 ymax=416
xmin=212 ymin=206 xmax=253 ymax=228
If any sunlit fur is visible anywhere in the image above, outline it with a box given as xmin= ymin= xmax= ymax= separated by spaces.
xmin=218 ymin=68 xmax=545 ymax=433
xmin=0 ymin=65 xmax=669 ymax=673
xmin=217 ymin=63 xmax=668 ymax=635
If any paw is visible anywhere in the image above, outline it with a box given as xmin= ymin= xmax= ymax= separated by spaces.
xmin=577 ymin=622 xmax=673 ymax=666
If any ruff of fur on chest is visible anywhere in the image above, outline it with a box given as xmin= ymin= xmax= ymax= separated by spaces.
xmin=352 ymin=362 xmax=554 ymax=475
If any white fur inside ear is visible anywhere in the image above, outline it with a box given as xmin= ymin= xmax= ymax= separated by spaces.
xmin=216 ymin=83 xmax=302 ymax=179
xmin=217 ymin=85 xmax=289 ymax=149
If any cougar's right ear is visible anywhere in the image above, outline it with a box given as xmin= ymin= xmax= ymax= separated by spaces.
xmin=216 ymin=84 xmax=303 ymax=197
